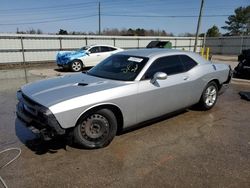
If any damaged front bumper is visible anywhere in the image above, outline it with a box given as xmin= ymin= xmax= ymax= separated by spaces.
xmin=16 ymin=90 xmax=65 ymax=140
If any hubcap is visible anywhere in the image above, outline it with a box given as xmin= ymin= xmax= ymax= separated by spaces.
xmin=204 ymin=85 xmax=217 ymax=107
xmin=80 ymin=114 xmax=109 ymax=141
xmin=72 ymin=61 xmax=81 ymax=71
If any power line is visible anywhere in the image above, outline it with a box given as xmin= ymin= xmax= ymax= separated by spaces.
xmin=0 ymin=12 xmax=229 ymax=26
xmin=102 ymin=14 xmax=230 ymax=18
xmin=0 ymin=1 xmax=234 ymax=17
xmin=0 ymin=4 xmax=97 ymax=16
xmin=0 ymin=14 xmax=97 ymax=25
xmin=0 ymin=1 xmax=97 ymax=12
xmin=1 ymin=13 xmax=99 ymax=22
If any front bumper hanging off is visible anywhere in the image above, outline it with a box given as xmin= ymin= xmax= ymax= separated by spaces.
xmin=16 ymin=90 xmax=65 ymax=140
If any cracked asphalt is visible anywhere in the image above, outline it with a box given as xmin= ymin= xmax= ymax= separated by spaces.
xmin=0 ymin=68 xmax=250 ymax=188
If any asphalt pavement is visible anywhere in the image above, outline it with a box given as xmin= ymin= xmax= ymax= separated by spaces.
xmin=0 ymin=68 xmax=250 ymax=188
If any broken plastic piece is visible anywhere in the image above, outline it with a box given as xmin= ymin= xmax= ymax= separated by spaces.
xmin=239 ymin=91 xmax=250 ymax=101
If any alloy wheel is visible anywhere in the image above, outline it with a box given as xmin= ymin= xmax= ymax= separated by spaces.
xmin=204 ymin=85 xmax=217 ymax=107
xmin=72 ymin=61 xmax=82 ymax=71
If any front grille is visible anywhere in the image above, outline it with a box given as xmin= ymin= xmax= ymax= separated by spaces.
xmin=22 ymin=93 xmax=39 ymax=106
xmin=21 ymin=93 xmax=41 ymax=116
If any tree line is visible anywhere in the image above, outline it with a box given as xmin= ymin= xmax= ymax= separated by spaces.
xmin=16 ymin=5 xmax=250 ymax=37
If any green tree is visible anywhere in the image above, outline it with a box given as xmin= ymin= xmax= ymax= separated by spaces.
xmin=135 ymin=28 xmax=145 ymax=36
xmin=222 ymin=6 xmax=250 ymax=35
xmin=36 ymin=29 xmax=43 ymax=34
xmin=206 ymin=25 xmax=220 ymax=37
xmin=127 ymin=28 xmax=134 ymax=36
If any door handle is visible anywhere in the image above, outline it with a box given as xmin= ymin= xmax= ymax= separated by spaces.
xmin=96 ymin=54 xmax=100 ymax=56
xmin=183 ymin=76 xmax=189 ymax=80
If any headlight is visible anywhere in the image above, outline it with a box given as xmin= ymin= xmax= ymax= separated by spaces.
xmin=38 ymin=106 xmax=61 ymax=131
xmin=38 ymin=106 xmax=52 ymax=124
xmin=16 ymin=90 xmax=22 ymax=101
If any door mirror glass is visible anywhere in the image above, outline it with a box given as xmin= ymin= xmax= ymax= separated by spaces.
xmin=151 ymin=72 xmax=167 ymax=84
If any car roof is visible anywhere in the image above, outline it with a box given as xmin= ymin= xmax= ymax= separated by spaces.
xmin=89 ymin=44 xmax=118 ymax=48
xmin=117 ymin=48 xmax=208 ymax=64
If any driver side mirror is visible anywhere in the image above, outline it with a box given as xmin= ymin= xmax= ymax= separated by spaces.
xmin=86 ymin=51 xmax=90 ymax=56
xmin=151 ymin=72 xmax=167 ymax=84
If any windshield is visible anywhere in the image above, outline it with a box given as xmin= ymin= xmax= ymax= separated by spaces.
xmin=79 ymin=46 xmax=89 ymax=51
xmin=87 ymin=54 xmax=149 ymax=81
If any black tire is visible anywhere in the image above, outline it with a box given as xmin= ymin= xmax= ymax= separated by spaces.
xmin=70 ymin=60 xmax=83 ymax=72
xmin=197 ymin=81 xmax=218 ymax=110
xmin=73 ymin=109 xmax=117 ymax=149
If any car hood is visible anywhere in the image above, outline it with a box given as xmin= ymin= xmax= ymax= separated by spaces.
xmin=21 ymin=73 xmax=129 ymax=107
xmin=57 ymin=50 xmax=87 ymax=60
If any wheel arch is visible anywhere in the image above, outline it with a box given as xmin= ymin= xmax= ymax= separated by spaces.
xmin=75 ymin=103 xmax=124 ymax=134
xmin=72 ymin=58 xmax=84 ymax=66
xmin=208 ymin=79 xmax=221 ymax=91
xmin=198 ymin=78 xmax=221 ymax=102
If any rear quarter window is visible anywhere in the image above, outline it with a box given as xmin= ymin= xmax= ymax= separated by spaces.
xmin=100 ymin=46 xmax=117 ymax=52
xmin=143 ymin=55 xmax=185 ymax=79
xmin=179 ymin=55 xmax=198 ymax=71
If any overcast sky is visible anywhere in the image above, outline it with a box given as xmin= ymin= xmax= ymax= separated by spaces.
xmin=0 ymin=0 xmax=249 ymax=35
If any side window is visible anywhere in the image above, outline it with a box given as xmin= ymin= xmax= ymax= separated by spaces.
xmin=108 ymin=47 xmax=116 ymax=51
xmin=89 ymin=47 xmax=100 ymax=53
xmin=100 ymin=46 xmax=117 ymax=52
xmin=179 ymin=55 xmax=197 ymax=71
xmin=143 ymin=55 xmax=185 ymax=79
xmin=100 ymin=46 xmax=111 ymax=52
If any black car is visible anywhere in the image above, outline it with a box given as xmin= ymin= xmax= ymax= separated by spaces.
xmin=146 ymin=41 xmax=172 ymax=49
xmin=234 ymin=49 xmax=250 ymax=79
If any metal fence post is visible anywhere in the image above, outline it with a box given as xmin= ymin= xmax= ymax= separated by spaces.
xmin=220 ymin=38 xmax=223 ymax=54
xmin=137 ymin=38 xmax=140 ymax=49
xmin=20 ymin=36 xmax=28 ymax=83
xmin=85 ymin=37 xmax=88 ymax=46
xmin=189 ymin=38 xmax=192 ymax=51
xmin=240 ymin=35 xmax=244 ymax=53
xmin=113 ymin=38 xmax=116 ymax=46
xmin=20 ymin=36 xmax=26 ymax=64
xmin=59 ymin=37 xmax=62 ymax=50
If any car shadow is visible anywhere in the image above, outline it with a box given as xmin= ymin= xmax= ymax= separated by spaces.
xmin=118 ymin=109 xmax=188 ymax=135
xmin=54 ymin=67 xmax=92 ymax=73
xmin=54 ymin=67 xmax=67 ymax=72
xmin=15 ymin=118 xmax=70 ymax=155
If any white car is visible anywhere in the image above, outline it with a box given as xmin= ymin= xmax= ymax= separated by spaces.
xmin=56 ymin=45 xmax=123 ymax=72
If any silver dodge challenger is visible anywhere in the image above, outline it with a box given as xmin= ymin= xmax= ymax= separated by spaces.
xmin=16 ymin=49 xmax=232 ymax=148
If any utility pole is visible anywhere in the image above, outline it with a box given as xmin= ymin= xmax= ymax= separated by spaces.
xmin=194 ymin=0 xmax=204 ymax=52
xmin=98 ymin=2 xmax=101 ymax=35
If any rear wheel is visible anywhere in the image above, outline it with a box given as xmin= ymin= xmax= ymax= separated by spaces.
xmin=197 ymin=81 xmax=218 ymax=110
xmin=73 ymin=109 xmax=117 ymax=149
xmin=70 ymin=60 xmax=83 ymax=72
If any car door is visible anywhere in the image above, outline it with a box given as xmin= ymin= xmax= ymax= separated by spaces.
xmin=82 ymin=46 xmax=103 ymax=66
xmin=136 ymin=55 xmax=192 ymax=123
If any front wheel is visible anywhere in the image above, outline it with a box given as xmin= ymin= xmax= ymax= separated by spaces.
xmin=73 ymin=109 xmax=117 ymax=149
xmin=70 ymin=60 xmax=83 ymax=72
xmin=197 ymin=81 xmax=218 ymax=110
